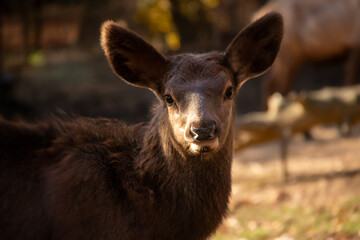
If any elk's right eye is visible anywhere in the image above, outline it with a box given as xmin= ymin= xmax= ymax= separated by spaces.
xmin=164 ymin=94 xmax=174 ymax=105
xmin=224 ymin=86 xmax=234 ymax=100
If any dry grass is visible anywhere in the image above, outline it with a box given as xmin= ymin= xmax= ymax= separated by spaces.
xmin=213 ymin=124 xmax=360 ymax=240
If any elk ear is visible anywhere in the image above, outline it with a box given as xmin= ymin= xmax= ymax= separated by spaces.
xmin=224 ymin=12 xmax=283 ymax=90
xmin=101 ymin=21 xmax=168 ymax=94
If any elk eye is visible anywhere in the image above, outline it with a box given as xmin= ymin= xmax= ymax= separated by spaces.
xmin=224 ymin=87 xmax=233 ymax=100
xmin=164 ymin=94 xmax=174 ymax=105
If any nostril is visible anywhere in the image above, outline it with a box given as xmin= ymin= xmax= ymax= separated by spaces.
xmin=190 ymin=124 xmax=216 ymax=141
xmin=209 ymin=124 xmax=216 ymax=138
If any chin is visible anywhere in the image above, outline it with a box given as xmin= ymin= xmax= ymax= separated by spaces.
xmin=188 ymin=138 xmax=220 ymax=155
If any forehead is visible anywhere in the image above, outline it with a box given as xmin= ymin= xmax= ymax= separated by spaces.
xmin=165 ymin=53 xmax=233 ymax=92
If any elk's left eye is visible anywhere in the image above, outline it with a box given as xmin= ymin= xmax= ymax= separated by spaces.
xmin=164 ymin=94 xmax=174 ymax=105
xmin=224 ymin=87 xmax=233 ymax=100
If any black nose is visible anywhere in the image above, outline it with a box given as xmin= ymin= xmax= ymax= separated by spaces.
xmin=190 ymin=124 xmax=216 ymax=141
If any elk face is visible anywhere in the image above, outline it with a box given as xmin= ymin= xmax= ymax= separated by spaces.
xmin=101 ymin=13 xmax=283 ymax=155
xmin=164 ymin=53 xmax=236 ymax=154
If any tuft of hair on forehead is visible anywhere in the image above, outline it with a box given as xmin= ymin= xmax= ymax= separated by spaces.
xmin=167 ymin=52 xmax=230 ymax=83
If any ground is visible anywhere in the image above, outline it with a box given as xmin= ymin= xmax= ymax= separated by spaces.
xmin=213 ymin=125 xmax=360 ymax=240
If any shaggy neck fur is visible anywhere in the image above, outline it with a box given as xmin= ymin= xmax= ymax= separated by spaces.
xmin=134 ymin=102 xmax=234 ymax=240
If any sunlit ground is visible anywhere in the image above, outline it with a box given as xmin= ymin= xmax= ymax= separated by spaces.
xmin=213 ymin=125 xmax=360 ymax=240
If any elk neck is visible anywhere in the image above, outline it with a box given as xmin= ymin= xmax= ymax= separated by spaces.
xmin=136 ymin=102 xmax=234 ymax=193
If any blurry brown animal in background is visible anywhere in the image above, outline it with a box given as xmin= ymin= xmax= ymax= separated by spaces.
xmin=0 ymin=13 xmax=282 ymax=240
xmin=253 ymin=0 xmax=360 ymax=101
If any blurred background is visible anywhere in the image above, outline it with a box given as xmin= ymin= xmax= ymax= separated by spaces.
xmin=1 ymin=0 xmax=360 ymax=239
xmin=1 ymin=0 xmax=355 ymax=122
xmin=0 ymin=0 xmax=258 ymax=122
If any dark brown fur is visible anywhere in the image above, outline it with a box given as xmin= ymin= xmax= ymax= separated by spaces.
xmin=0 ymin=13 xmax=283 ymax=240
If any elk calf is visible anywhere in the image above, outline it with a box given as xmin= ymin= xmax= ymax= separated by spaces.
xmin=0 ymin=13 xmax=282 ymax=240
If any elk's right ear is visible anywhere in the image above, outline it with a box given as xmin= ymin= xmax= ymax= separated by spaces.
xmin=101 ymin=21 xmax=168 ymax=94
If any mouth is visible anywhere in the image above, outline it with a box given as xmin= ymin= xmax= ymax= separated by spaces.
xmin=189 ymin=137 xmax=219 ymax=154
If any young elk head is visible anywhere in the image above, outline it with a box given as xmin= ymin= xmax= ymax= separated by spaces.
xmin=101 ymin=13 xmax=283 ymax=156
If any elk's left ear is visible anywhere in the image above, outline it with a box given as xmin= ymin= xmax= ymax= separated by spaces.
xmin=224 ymin=12 xmax=283 ymax=90
xmin=101 ymin=21 xmax=168 ymax=94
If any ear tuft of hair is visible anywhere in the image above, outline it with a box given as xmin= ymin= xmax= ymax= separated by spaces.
xmin=100 ymin=20 xmax=116 ymax=58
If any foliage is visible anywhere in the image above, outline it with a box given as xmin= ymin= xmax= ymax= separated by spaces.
xmin=135 ymin=0 xmax=180 ymax=51
xmin=134 ymin=0 xmax=219 ymax=51
xmin=28 ymin=50 xmax=45 ymax=67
